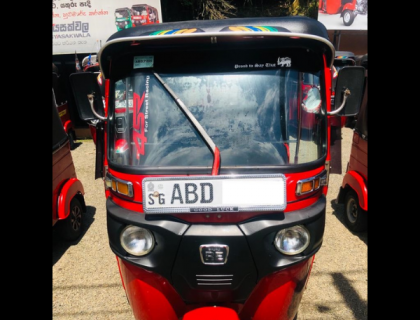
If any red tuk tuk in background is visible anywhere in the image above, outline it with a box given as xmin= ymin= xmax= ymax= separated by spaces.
xmin=329 ymin=50 xmax=357 ymax=141
xmin=131 ymin=4 xmax=159 ymax=26
xmin=337 ymin=53 xmax=367 ymax=232
xmin=53 ymin=71 xmax=76 ymax=150
xmin=69 ymin=16 xmax=365 ymax=320
xmin=52 ymin=90 xmax=87 ymax=241
xmin=319 ymin=0 xmax=367 ymax=26
xmin=80 ymin=54 xmax=105 ymax=145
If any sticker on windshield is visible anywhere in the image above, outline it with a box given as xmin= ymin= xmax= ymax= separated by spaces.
xmin=277 ymin=57 xmax=291 ymax=67
xmin=134 ymin=56 xmax=154 ymax=69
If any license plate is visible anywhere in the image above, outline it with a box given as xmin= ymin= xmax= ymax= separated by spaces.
xmin=142 ymin=174 xmax=286 ymax=214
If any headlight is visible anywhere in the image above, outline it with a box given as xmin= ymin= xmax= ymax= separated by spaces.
xmin=274 ymin=225 xmax=310 ymax=255
xmin=120 ymin=225 xmax=155 ymax=256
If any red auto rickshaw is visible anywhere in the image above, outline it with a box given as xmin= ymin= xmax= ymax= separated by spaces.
xmin=77 ymin=54 xmax=105 ymax=145
xmin=336 ymin=53 xmax=367 ymax=232
xmin=131 ymin=4 xmax=159 ymax=26
xmin=319 ymin=0 xmax=360 ymax=26
xmin=52 ymin=90 xmax=87 ymax=241
xmin=53 ymin=71 xmax=76 ymax=149
xmin=69 ymin=16 xmax=365 ymax=320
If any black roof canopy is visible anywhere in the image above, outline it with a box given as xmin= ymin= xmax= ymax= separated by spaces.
xmin=98 ymin=16 xmax=335 ymax=78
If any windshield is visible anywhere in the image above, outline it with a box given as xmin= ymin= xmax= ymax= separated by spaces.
xmin=108 ymin=68 xmax=326 ymax=169
xmin=115 ymin=9 xmax=130 ymax=18
xmin=132 ymin=6 xmax=147 ymax=15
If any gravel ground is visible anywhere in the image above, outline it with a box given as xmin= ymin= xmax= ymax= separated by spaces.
xmin=52 ymin=127 xmax=367 ymax=320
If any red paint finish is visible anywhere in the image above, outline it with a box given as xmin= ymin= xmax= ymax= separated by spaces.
xmin=118 ymin=258 xmax=186 ymax=320
xmin=342 ymin=171 xmax=368 ymax=210
xmin=183 ymin=306 xmax=240 ymax=320
xmin=106 ymin=166 xmax=325 ymax=223
xmin=117 ymin=256 xmax=313 ymax=320
xmin=58 ymin=178 xmax=84 ymax=220
xmin=239 ymin=258 xmax=312 ymax=320
xmin=211 ymin=147 xmax=221 ymax=175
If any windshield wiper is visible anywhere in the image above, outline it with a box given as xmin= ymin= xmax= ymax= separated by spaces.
xmin=153 ymin=72 xmax=220 ymax=175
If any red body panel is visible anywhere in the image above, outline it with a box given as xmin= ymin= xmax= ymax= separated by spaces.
xmin=58 ymin=178 xmax=85 ymax=220
xmin=53 ymin=143 xmax=76 ymax=225
xmin=106 ymin=165 xmax=326 ymax=224
xmin=57 ymin=102 xmax=73 ymax=134
xmin=319 ymin=0 xmax=356 ymax=14
xmin=183 ymin=307 xmax=240 ymax=320
xmin=53 ymin=143 xmax=84 ymax=225
xmin=342 ymin=131 xmax=368 ymax=211
xmin=117 ymin=256 xmax=313 ymax=320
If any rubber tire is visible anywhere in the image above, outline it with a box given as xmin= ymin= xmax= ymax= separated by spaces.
xmin=57 ymin=197 xmax=84 ymax=241
xmin=344 ymin=190 xmax=367 ymax=232
xmin=342 ymin=10 xmax=355 ymax=26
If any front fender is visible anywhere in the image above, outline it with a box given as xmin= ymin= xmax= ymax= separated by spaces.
xmin=63 ymin=120 xmax=73 ymax=134
xmin=58 ymin=178 xmax=84 ymax=220
xmin=342 ymin=3 xmax=356 ymax=11
xmin=341 ymin=171 xmax=367 ymax=211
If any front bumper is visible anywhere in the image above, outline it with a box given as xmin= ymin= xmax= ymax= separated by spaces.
xmin=107 ymin=195 xmax=326 ymax=303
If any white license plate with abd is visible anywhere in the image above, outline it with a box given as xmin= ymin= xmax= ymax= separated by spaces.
xmin=142 ymin=174 xmax=286 ymax=214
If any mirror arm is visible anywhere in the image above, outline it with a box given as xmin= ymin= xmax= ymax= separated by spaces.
xmin=327 ymin=88 xmax=350 ymax=115
xmin=87 ymin=93 xmax=107 ymax=121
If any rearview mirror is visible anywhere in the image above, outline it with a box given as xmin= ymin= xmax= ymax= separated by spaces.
xmin=331 ymin=66 xmax=365 ymax=116
xmin=69 ymin=73 xmax=105 ymax=121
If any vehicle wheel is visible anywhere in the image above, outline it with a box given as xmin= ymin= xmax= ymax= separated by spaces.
xmin=344 ymin=190 xmax=367 ymax=232
xmin=57 ymin=197 xmax=84 ymax=241
xmin=69 ymin=132 xmax=75 ymax=150
xmin=342 ymin=10 xmax=355 ymax=26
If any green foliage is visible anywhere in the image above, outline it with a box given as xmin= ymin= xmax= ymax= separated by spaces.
xmin=197 ymin=0 xmax=237 ymax=20
xmin=288 ymin=0 xmax=318 ymax=19
xmin=164 ymin=0 xmax=318 ymax=21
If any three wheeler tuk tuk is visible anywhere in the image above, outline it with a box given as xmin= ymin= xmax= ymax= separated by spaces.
xmin=319 ymin=0 xmax=365 ymax=26
xmin=52 ymin=90 xmax=87 ymax=241
xmin=131 ymin=4 xmax=159 ymax=26
xmin=52 ymin=71 xmax=76 ymax=150
xmin=115 ymin=7 xmax=134 ymax=31
xmin=337 ymin=53 xmax=368 ymax=232
xmin=69 ymin=16 xmax=365 ymax=320
xmin=81 ymin=54 xmax=104 ymax=144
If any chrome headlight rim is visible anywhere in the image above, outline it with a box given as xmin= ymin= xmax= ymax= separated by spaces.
xmin=120 ymin=225 xmax=155 ymax=256
xmin=274 ymin=225 xmax=310 ymax=256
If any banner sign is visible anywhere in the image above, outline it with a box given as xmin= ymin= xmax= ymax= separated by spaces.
xmin=53 ymin=0 xmax=163 ymax=55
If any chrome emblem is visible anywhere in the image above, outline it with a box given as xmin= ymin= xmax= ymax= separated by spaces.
xmin=199 ymin=245 xmax=229 ymax=265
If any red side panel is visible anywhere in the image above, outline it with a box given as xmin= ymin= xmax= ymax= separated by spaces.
xmin=183 ymin=306 xmax=240 ymax=320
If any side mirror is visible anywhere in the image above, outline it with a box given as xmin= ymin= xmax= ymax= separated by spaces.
xmin=69 ymin=72 xmax=105 ymax=121
xmin=329 ymin=66 xmax=365 ymax=116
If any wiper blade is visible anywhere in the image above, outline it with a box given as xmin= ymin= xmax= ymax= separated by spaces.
xmin=153 ymin=72 xmax=220 ymax=175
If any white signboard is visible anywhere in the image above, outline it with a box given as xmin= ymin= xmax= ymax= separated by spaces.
xmin=53 ymin=0 xmax=163 ymax=55
xmin=317 ymin=0 xmax=367 ymax=30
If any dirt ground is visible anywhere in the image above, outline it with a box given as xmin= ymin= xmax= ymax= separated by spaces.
xmin=52 ymin=127 xmax=367 ymax=320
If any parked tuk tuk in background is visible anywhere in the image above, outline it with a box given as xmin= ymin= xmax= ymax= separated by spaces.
xmin=131 ymin=4 xmax=159 ymax=26
xmin=115 ymin=7 xmax=134 ymax=31
xmin=337 ymin=53 xmax=367 ymax=232
xmin=329 ymin=50 xmax=357 ymax=144
xmin=319 ymin=0 xmax=366 ymax=26
xmin=52 ymin=90 xmax=87 ymax=241
xmin=53 ymin=69 xmax=76 ymax=150
xmin=80 ymin=54 xmax=104 ymax=144
xmin=69 ymin=16 xmax=365 ymax=320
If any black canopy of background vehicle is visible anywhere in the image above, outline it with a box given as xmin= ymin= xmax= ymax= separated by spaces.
xmin=52 ymin=90 xmax=68 ymax=152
